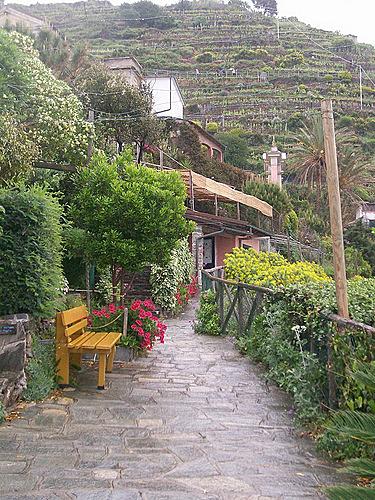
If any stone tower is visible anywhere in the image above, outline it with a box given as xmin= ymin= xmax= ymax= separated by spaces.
xmin=263 ymin=138 xmax=287 ymax=188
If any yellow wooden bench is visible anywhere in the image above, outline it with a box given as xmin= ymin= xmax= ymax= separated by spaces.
xmin=55 ymin=306 xmax=121 ymax=390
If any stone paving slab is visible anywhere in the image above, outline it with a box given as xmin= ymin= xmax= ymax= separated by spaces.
xmin=0 ymin=300 xmax=342 ymax=499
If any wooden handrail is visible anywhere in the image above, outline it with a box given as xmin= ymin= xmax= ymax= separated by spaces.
xmin=201 ymin=269 xmax=274 ymax=295
xmin=321 ymin=311 xmax=375 ymax=335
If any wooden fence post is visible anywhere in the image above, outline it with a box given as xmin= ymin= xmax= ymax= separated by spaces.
xmin=217 ymin=281 xmax=225 ymax=325
xmin=237 ymin=286 xmax=245 ymax=336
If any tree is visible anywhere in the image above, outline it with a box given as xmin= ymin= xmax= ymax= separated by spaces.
xmin=69 ymin=152 xmax=193 ymax=273
xmin=344 ymin=221 xmax=375 ymax=275
xmin=0 ymin=29 xmax=91 ymax=181
xmin=0 ymin=185 xmax=63 ymax=316
xmin=288 ymin=115 xmax=364 ymax=191
xmin=75 ymin=64 xmax=165 ymax=160
xmin=216 ymin=131 xmax=250 ymax=169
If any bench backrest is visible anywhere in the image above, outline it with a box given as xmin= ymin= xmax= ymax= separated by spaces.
xmin=59 ymin=306 xmax=88 ymax=342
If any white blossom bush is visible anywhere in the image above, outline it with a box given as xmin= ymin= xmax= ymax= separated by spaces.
xmin=150 ymin=239 xmax=194 ymax=313
xmin=2 ymin=30 xmax=91 ymax=168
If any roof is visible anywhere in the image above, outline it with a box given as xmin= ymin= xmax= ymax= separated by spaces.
xmin=185 ymin=209 xmax=271 ymax=237
xmin=179 ymin=169 xmax=273 ymax=217
xmin=103 ymin=56 xmax=143 ymax=74
xmin=361 ymin=202 xmax=375 ymax=212
xmin=187 ymin=120 xmax=224 ymax=151
xmin=0 ymin=5 xmax=45 ymax=26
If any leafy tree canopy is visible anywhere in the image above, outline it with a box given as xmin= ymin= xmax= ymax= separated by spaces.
xmin=70 ymin=152 xmax=194 ymax=271
xmin=216 ymin=130 xmax=250 ymax=169
xmin=0 ymin=29 xmax=91 ymax=182
xmin=75 ymin=63 xmax=165 ymax=159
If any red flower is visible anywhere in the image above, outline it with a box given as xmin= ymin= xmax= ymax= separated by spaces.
xmin=135 ymin=319 xmax=143 ymax=326
xmin=109 ymin=303 xmax=116 ymax=313
xmin=130 ymin=300 xmax=142 ymax=311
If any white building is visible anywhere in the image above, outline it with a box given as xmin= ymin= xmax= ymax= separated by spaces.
xmin=145 ymin=76 xmax=184 ymax=119
xmin=356 ymin=203 xmax=375 ymax=228
xmin=0 ymin=3 xmax=46 ymax=33
xmin=103 ymin=57 xmax=143 ymax=88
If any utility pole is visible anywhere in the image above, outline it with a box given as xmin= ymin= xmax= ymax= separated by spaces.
xmin=87 ymin=109 xmax=94 ymax=165
xmin=321 ymin=99 xmax=349 ymax=318
xmin=359 ymin=65 xmax=363 ymax=111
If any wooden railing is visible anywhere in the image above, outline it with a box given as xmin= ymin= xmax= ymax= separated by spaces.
xmin=202 ymin=267 xmax=375 ymax=409
xmin=201 ymin=268 xmax=273 ymax=337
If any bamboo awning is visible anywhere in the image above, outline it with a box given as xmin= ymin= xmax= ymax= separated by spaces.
xmin=179 ymin=170 xmax=273 ymax=218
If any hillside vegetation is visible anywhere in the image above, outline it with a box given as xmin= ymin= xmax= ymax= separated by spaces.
xmin=13 ymin=0 xmax=375 ymax=175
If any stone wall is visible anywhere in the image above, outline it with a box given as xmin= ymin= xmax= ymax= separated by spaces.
xmin=0 ymin=314 xmax=29 ymax=408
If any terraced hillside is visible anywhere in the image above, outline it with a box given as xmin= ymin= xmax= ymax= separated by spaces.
xmin=14 ymin=1 xmax=375 ymax=144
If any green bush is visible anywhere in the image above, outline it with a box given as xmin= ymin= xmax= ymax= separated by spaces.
xmin=23 ymin=338 xmax=57 ymax=402
xmin=196 ymin=52 xmax=214 ymax=63
xmin=246 ymin=279 xmax=375 ymax=425
xmin=224 ymin=247 xmax=329 ymax=287
xmin=195 ymin=290 xmax=221 ymax=336
xmin=0 ymin=185 xmax=63 ymax=317
xmin=150 ymin=239 xmax=194 ymax=313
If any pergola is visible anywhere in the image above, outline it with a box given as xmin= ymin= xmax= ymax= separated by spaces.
xmin=178 ymin=170 xmax=273 ymax=218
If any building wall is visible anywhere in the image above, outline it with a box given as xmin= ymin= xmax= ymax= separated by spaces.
xmin=146 ymin=77 xmax=184 ymax=119
xmin=0 ymin=10 xmax=44 ymax=32
xmin=238 ymin=237 xmax=260 ymax=252
xmin=215 ymin=234 xmax=236 ymax=267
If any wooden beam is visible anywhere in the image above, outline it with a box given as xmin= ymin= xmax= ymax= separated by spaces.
xmin=214 ymin=194 xmax=218 ymax=216
xmin=35 ymin=161 xmax=76 ymax=173
xmin=321 ymin=99 xmax=349 ymax=318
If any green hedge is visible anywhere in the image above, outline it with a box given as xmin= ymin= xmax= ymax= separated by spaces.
xmin=0 ymin=185 xmax=63 ymax=317
xmin=241 ymin=279 xmax=375 ymax=425
xmin=150 ymin=239 xmax=193 ymax=313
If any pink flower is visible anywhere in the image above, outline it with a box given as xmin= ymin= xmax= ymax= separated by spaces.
xmin=117 ymin=305 xmax=124 ymax=310
xmin=104 ymin=313 xmax=110 ymax=319
xmin=130 ymin=300 xmax=142 ymax=311
xmin=131 ymin=324 xmax=138 ymax=331
xmin=135 ymin=319 xmax=143 ymax=326
xmin=139 ymin=309 xmax=147 ymax=319
xmin=145 ymin=311 xmax=152 ymax=318
xmin=137 ymin=328 xmax=145 ymax=336
xmin=109 ymin=303 xmax=116 ymax=313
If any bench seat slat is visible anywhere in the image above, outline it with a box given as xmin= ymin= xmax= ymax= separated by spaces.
xmin=95 ymin=332 xmax=121 ymax=350
xmin=79 ymin=332 xmax=110 ymax=349
xmin=68 ymin=331 xmax=95 ymax=349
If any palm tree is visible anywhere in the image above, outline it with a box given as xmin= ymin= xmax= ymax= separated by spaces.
xmin=325 ymin=362 xmax=375 ymax=500
xmin=288 ymin=115 xmax=360 ymax=191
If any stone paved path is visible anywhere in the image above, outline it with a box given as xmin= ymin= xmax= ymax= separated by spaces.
xmin=0 ymin=300 xmax=341 ymax=499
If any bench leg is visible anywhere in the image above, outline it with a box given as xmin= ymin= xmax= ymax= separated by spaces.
xmin=106 ymin=347 xmax=116 ymax=373
xmin=97 ymin=353 xmax=106 ymax=390
xmin=56 ymin=346 xmax=70 ymax=387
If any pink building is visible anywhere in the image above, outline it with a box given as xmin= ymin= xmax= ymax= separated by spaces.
xmin=187 ymin=209 xmax=271 ymax=271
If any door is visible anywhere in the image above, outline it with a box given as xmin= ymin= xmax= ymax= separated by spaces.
xmin=203 ymin=237 xmax=215 ymax=269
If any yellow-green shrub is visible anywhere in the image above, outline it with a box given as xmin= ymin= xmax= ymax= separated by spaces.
xmin=224 ymin=247 xmax=330 ymax=287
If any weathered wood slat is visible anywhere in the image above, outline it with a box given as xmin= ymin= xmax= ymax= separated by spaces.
xmin=221 ymin=288 xmax=239 ymax=335
xmin=201 ymin=270 xmax=273 ymax=294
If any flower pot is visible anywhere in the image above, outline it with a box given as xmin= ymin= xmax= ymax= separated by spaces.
xmin=115 ymin=346 xmax=135 ymax=362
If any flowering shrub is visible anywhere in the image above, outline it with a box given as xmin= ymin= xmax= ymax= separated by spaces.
xmin=89 ymin=298 xmax=167 ymax=352
xmin=224 ymin=247 xmax=329 ymax=288
xmin=128 ymin=298 xmax=167 ymax=350
xmin=150 ymin=239 xmax=195 ymax=313
xmin=175 ymin=275 xmax=198 ymax=309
